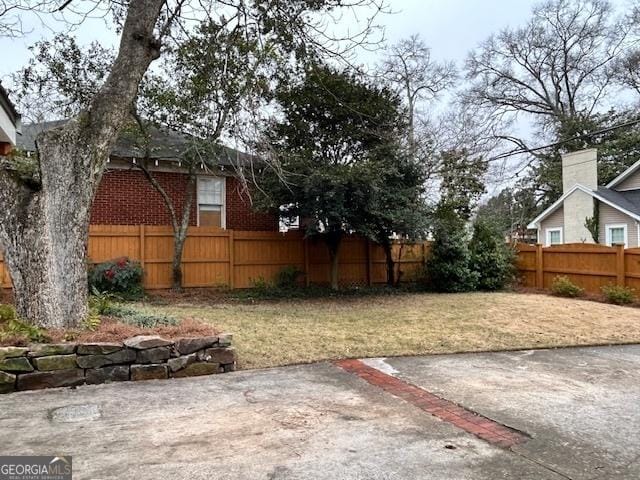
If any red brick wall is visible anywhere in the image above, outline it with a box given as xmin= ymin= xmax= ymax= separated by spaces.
xmin=225 ymin=177 xmax=279 ymax=231
xmin=90 ymin=169 xmax=278 ymax=230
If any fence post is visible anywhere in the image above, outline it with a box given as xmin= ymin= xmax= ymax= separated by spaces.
xmin=228 ymin=230 xmax=235 ymax=289
xmin=535 ymin=243 xmax=544 ymax=289
xmin=615 ymin=243 xmax=625 ymax=286
xmin=303 ymin=237 xmax=310 ymax=287
xmin=139 ymin=225 xmax=146 ymax=287
xmin=139 ymin=225 xmax=146 ymax=269
xmin=366 ymin=239 xmax=373 ymax=287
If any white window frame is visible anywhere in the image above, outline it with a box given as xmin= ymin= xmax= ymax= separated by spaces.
xmin=196 ymin=176 xmax=226 ymax=229
xmin=545 ymin=227 xmax=563 ymax=246
xmin=605 ymin=223 xmax=628 ymax=246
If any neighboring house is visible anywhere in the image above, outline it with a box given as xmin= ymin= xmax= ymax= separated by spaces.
xmin=528 ymin=148 xmax=640 ymax=247
xmin=18 ymin=120 xmax=278 ymax=231
xmin=0 ymin=83 xmax=21 ymax=155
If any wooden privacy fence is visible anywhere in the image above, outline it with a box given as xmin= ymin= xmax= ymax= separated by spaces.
xmin=516 ymin=242 xmax=640 ymax=294
xmin=0 ymin=226 xmax=429 ymax=290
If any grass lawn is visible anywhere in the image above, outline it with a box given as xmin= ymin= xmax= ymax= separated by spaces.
xmin=135 ymin=291 xmax=640 ymax=370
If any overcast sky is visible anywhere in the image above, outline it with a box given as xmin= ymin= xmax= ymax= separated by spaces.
xmin=0 ymin=0 xmax=540 ymax=80
xmin=2 ymin=0 xmax=630 ymax=194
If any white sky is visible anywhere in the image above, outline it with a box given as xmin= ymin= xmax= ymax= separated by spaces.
xmin=0 ymin=0 xmax=631 ymax=195
xmin=0 ymin=1 xmax=539 ymax=80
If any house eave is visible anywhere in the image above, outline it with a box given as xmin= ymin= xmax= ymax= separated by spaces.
xmin=527 ymin=184 xmax=640 ymax=230
xmin=526 ymin=185 xmax=582 ymax=229
xmin=605 ymin=158 xmax=640 ymax=189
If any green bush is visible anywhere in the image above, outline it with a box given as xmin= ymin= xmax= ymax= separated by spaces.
xmin=0 ymin=304 xmax=17 ymax=324
xmin=469 ymin=219 xmax=516 ymax=291
xmin=601 ymin=284 xmax=635 ymax=305
xmin=88 ymin=257 xmax=143 ymax=299
xmin=88 ymin=287 xmax=118 ymax=315
xmin=551 ymin=276 xmax=584 ymax=298
xmin=426 ymin=207 xmax=479 ymax=292
xmin=249 ymin=267 xmax=303 ymax=295
xmin=250 ymin=276 xmax=271 ymax=293
xmin=274 ymin=266 xmax=303 ymax=289
xmin=0 ymin=304 xmax=48 ymax=343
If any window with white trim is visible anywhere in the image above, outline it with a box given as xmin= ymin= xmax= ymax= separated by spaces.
xmin=605 ymin=223 xmax=628 ymax=246
xmin=197 ymin=177 xmax=225 ymax=228
xmin=545 ymin=227 xmax=563 ymax=246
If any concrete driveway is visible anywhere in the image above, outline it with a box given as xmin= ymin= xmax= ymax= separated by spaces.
xmin=1 ymin=345 xmax=639 ymax=479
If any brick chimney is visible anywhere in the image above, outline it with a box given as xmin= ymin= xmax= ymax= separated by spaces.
xmin=562 ymin=149 xmax=598 ymax=243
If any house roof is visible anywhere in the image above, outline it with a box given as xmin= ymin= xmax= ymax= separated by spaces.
xmin=527 ymin=184 xmax=640 ymax=229
xmin=605 ymin=158 xmax=640 ymax=189
xmin=18 ymin=119 xmax=254 ymax=167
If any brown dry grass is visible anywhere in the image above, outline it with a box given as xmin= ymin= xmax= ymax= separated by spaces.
xmin=133 ymin=291 xmax=640 ymax=370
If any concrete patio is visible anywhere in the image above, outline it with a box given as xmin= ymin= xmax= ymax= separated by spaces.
xmin=1 ymin=345 xmax=638 ymax=479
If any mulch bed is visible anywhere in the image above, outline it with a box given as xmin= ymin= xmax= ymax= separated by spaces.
xmin=1 ymin=317 xmax=219 ymax=347
xmin=514 ymin=286 xmax=640 ymax=308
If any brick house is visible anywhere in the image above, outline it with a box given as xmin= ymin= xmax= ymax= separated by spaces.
xmin=18 ymin=120 xmax=278 ymax=231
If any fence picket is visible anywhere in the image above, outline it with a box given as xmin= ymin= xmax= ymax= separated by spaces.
xmin=1 ymin=234 xmax=632 ymax=294
xmin=518 ymin=242 xmax=631 ymax=293
xmin=0 ymin=226 xmax=427 ymax=290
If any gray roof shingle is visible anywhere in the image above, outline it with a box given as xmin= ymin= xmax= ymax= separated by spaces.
xmin=596 ymin=187 xmax=640 ymax=218
xmin=17 ymin=120 xmax=253 ymax=167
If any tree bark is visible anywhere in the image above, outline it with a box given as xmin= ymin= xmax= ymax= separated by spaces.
xmin=324 ymin=230 xmax=342 ymax=291
xmin=170 ymin=174 xmax=196 ymax=291
xmin=139 ymin=163 xmax=196 ymax=291
xmin=0 ymin=0 xmax=164 ymax=328
xmin=382 ymin=240 xmax=395 ymax=287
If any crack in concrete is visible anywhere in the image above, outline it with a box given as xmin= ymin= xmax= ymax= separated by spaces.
xmin=511 ymin=449 xmax=576 ymax=480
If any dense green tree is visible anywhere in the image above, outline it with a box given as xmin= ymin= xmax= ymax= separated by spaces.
xmin=356 ymin=150 xmax=429 ymax=286
xmin=426 ymin=206 xmax=478 ymax=293
xmin=437 ymin=149 xmax=487 ymax=220
xmin=257 ymin=64 xmax=411 ymax=289
xmin=469 ymin=219 xmax=516 ymax=291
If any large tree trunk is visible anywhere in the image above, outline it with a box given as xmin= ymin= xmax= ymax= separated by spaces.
xmin=0 ymin=0 xmax=164 ymax=328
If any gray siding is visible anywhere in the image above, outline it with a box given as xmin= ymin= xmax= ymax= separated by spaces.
xmin=615 ymin=169 xmax=640 ymax=191
xmin=540 ymin=206 xmax=564 ymax=244
xmin=598 ymin=203 xmax=639 ymax=247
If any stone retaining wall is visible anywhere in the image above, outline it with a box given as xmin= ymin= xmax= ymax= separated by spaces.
xmin=0 ymin=334 xmax=236 ymax=394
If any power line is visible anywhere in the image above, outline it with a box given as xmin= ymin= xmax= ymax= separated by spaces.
xmin=485 ymin=117 xmax=640 ymax=165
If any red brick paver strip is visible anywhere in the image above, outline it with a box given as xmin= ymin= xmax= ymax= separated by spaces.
xmin=335 ymin=359 xmax=529 ymax=449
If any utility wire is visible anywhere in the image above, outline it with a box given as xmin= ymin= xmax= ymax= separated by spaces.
xmin=485 ymin=117 xmax=640 ymax=165
xmin=434 ymin=116 xmax=640 ymax=178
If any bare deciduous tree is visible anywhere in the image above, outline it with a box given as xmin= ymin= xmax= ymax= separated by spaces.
xmin=381 ymin=34 xmax=456 ymax=156
xmin=465 ymin=0 xmax=632 ymax=136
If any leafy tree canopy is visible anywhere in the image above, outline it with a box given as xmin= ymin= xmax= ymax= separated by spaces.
xmin=258 ymin=63 xmax=408 ymax=235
